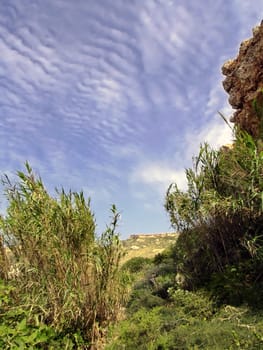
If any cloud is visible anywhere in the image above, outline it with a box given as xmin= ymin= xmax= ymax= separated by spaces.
xmin=0 ymin=0 xmax=262 ymax=237
xmin=131 ymin=162 xmax=187 ymax=193
xmin=185 ymin=115 xmax=233 ymax=161
xmin=0 ymin=0 xmax=237 ymax=170
xmin=232 ymin=0 xmax=263 ymax=38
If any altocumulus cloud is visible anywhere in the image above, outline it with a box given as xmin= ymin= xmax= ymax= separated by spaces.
xmin=0 ymin=0 xmax=263 ymax=236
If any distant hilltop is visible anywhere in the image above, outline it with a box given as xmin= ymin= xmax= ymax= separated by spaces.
xmin=121 ymin=232 xmax=178 ymax=262
xmin=128 ymin=232 xmax=177 ymax=240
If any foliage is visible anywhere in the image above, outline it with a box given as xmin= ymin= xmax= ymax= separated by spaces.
xmin=0 ymin=279 xmax=85 ymax=349
xmin=208 ymin=261 xmax=263 ymax=308
xmin=165 ymin=127 xmax=263 ymax=300
xmin=106 ymin=249 xmax=263 ymax=349
xmin=0 ymin=163 xmax=128 ymax=347
xmin=126 ymin=256 xmax=175 ymax=314
xmin=122 ymin=256 xmax=152 ymax=274
xmin=152 ymin=246 xmax=176 ymax=266
xmin=107 ymin=77 xmax=263 ymax=349
xmin=168 ymin=289 xmax=215 ymax=319
xmin=166 ymin=130 xmax=263 ymax=231
xmin=106 ymin=287 xmax=263 ymax=350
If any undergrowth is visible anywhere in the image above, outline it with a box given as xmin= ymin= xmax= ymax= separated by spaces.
xmin=106 ymin=253 xmax=263 ymax=350
xmin=1 ymin=89 xmax=263 ymax=350
xmin=106 ymin=94 xmax=263 ymax=349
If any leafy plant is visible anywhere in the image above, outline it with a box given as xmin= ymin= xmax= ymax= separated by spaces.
xmin=0 ymin=279 xmax=85 ymax=349
xmin=122 ymin=256 xmax=152 ymax=274
xmin=0 ymin=163 xmax=128 ymax=347
xmin=165 ymin=127 xmax=263 ymax=299
xmin=106 ymin=290 xmax=263 ymax=350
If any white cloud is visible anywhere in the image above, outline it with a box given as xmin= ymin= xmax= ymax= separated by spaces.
xmin=131 ymin=162 xmax=187 ymax=193
xmin=183 ymin=110 xmax=233 ymax=169
xmin=1 ymin=0 xmax=262 ymax=238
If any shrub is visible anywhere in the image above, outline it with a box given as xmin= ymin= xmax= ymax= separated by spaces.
xmin=122 ymin=256 xmax=152 ymax=273
xmin=0 ymin=279 xmax=85 ymax=349
xmin=105 ymin=307 xmax=167 ymax=350
xmin=127 ymin=289 xmax=166 ymax=314
xmin=106 ymin=292 xmax=263 ymax=350
xmin=0 ymin=163 xmax=128 ymax=347
xmin=165 ymin=127 xmax=263 ymax=301
xmin=169 ymin=289 xmax=215 ymax=319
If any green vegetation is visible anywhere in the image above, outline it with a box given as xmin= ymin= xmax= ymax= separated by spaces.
xmin=106 ymin=94 xmax=263 ymax=349
xmin=106 ymin=248 xmax=263 ymax=349
xmin=1 ymin=86 xmax=263 ymax=349
xmin=0 ymin=163 xmax=128 ymax=349
xmin=107 ymin=248 xmax=263 ymax=349
xmin=165 ymin=128 xmax=263 ymax=304
xmin=0 ymin=280 xmax=82 ymax=349
xmin=122 ymin=256 xmax=152 ymax=274
xmin=106 ymin=300 xmax=263 ymax=349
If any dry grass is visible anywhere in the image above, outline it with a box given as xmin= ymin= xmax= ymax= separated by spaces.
xmin=121 ymin=233 xmax=178 ymax=263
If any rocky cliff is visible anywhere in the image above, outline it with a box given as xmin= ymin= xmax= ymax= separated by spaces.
xmin=222 ymin=21 xmax=263 ymax=138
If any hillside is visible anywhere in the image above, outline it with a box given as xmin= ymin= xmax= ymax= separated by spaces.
xmin=121 ymin=232 xmax=178 ymax=262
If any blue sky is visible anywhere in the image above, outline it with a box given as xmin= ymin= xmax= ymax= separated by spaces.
xmin=0 ymin=1 xmax=262 ymax=238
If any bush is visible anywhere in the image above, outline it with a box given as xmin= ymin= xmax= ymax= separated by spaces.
xmin=106 ymin=291 xmax=263 ymax=350
xmin=153 ymin=249 xmax=173 ymax=265
xmin=0 ymin=163 xmax=128 ymax=347
xmin=169 ymin=289 xmax=215 ymax=319
xmin=208 ymin=261 xmax=263 ymax=307
xmin=105 ymin=307 xmax=168 ymax=350
xmin=127 ymin=289 xmax=166 ymax=314
xmin=0 ymin=279 xmax=85 ymax=349
xmin=126 ymin=258 xmax=176 ymax=314
xmin=165 ymin=128 xmax=263 ymax=301
xmin=122 ymin=256 xmax=152 ymax=273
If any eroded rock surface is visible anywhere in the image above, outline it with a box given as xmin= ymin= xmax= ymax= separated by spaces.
xmin=222 ymin=21 xmax=263 ymax=138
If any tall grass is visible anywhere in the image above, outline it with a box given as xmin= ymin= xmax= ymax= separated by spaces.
xmin=165 ymin=126 xmax=263 ymax=301
xmin=0 ymin=163 xmax=128 ymax=348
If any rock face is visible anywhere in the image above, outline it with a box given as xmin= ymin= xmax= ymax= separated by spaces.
xmin=222 ymin=21 xmax=263 ymax=138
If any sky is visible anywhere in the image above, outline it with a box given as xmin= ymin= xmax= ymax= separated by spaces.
xmin=0 ymin=1 xmax=263 ymax=238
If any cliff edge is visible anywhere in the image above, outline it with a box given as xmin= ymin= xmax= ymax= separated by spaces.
xmin=222 ymin=21 xmax=263 ymax=138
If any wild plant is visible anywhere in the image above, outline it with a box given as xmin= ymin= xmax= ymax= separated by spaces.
xmin=0 ymin=163 xmax=128 ymax=347
xmin=165 ymin=123 xmax=263 ymax=294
